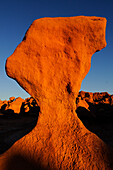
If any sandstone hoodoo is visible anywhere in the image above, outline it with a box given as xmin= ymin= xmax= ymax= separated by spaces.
xmin=1 ymin=16 xmax=112 ymax=169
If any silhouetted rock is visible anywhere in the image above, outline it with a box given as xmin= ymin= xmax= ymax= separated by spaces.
xmin=20 ymin=97 xmax=40 ymax=115
xmin=0 ymin=100 xmax=8 ymax=111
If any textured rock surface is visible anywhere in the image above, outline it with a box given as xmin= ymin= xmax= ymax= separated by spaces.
xmin=6 ymin=16 xmax=107 ymax=108
xmin=1 ymin=16 xmax=113 ymax=169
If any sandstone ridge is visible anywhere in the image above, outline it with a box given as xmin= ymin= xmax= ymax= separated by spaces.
xmin=1 ymin=16 xmax=112 ymax=169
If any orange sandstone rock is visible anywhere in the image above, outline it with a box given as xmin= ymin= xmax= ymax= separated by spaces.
xmin=2 ymin=16 xmax=113 ymax=169
xmin=6 ymin=16 xmax=107 ymax=108
xmin=5 ymin=97 xmax=24 ymax=114
xmin=93 ymin=92 xmax=110 ymax=102
xmin=9 ymin=97 xmax=15 ymax=102
xmin=76 ymin=97 xmax=89 ymax=110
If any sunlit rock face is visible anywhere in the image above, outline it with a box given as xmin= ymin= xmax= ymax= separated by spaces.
xmin=5 ymin=97 xmax=24 ymax=114
xmin=2 ymin=16 xmax=113 ymax=170
xmin=6 ymin=16 xmax=106 ymax=110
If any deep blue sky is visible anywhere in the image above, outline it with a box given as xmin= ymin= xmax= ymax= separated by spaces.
xmin=0 ymin=0 xmax=113 ymax=100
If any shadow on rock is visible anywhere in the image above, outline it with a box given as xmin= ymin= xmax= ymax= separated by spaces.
xmin=6 ymin=153 xmax=50 ymax=170
xmin=76 ymin=103 xmax=113 ymax=147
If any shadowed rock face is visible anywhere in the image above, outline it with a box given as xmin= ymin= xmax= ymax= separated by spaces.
xmin=76 ymin=91 xmax=113 ymax=147
xmin=1 ymin=16 xmax=113 ymax=169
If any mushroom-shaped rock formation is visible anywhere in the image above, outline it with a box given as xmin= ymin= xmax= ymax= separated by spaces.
xmin=1 ymin=16 xmax=113 ymax=169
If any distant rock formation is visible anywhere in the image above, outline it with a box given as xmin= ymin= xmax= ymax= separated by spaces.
xmin=0 ymin=97 xmax=38 ymax=115
xmin=1 ymin=92 xmax=113 ymax=154
xmin=76 ymin=91 xmax=113 ymax=120
xmin=76 ymin=91 xmax=113 ymax=148
xmin=1 ymin=16 xmax=112 ymax=169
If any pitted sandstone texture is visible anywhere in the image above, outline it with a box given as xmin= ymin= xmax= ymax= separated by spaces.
xmin=1 ymin=16 xmax=113 ymax=170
